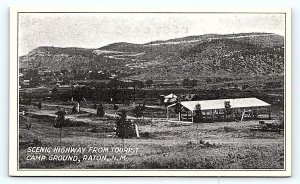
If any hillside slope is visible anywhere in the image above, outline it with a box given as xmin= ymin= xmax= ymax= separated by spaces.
xmin=19 ymin=33 xmax=284 ymax=80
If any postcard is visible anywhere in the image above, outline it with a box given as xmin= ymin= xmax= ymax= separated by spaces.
xmin=9 ymin=7 xmax=291 ymax=176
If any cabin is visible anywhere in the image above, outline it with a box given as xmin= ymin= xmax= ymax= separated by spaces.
xmin=167 ymin=97 xmax=271 ymax=122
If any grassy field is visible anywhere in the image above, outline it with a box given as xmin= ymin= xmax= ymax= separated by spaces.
xmin=18 ymin=104 xmax=284 ymax=169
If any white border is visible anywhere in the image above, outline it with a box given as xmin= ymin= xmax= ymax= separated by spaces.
xmin=9 ymin=6 xmax=292 ymax=176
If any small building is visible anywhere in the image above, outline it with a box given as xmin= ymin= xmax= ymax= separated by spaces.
xmin=179 ymin=94 xmax=196 ymax=101
xmin=167 ymin=97 xmax=271 ymax=122
xmin=22 ymin=79 xmax=30 ymax=86
xmin=164 ymin=93 xmax=178 ymax=104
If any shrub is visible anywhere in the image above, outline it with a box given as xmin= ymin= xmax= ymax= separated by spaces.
xmin=140 ymin=132 xmax=151 ymax=138
xmin=223 ymin=126 xmax=237 ymax=133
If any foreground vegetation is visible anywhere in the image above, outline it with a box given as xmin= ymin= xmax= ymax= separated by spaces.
xmin=19 ymin=105 xmax=284 ymax=169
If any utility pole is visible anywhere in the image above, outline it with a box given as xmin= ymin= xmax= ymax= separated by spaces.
xmin=133 ymin=81 xmax=136 ymax=106
xmin=71 ymin=80 xmax=74 ymax=102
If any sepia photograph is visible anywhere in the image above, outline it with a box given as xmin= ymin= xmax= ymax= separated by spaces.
xmin=9 ymin=7 xmax=291 ymax=176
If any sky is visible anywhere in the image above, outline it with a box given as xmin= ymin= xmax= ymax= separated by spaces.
xmin=18 ymin=13 xmax=285 ymax=55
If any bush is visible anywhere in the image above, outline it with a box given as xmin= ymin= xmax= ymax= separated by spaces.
xmin=96 ymin=104 xmax=105 ymax=117
xmin=198 ymin=139 xmax=218 ymax=148
xmin=223 ymin=126 xmax=237 ymax=133
xmin=140 ymin=132 xmax=151 ymax=138
xmin=132 ymin=105 xmax=144 ymax=118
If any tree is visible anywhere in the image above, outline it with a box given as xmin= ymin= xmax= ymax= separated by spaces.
xmin=224 ymin=101 xmax=232 ymax=119
xmin=145 ymin=80 xmax=153 ymax=88
xmin=174 ymin=102 xmax=181 ymax=114
xmin=174 ymin=102 xmax=182 ymax=121
xmin=51 ymin=87 xmax=59 ymax=99
xmin=73 ymin=87 xmax=84 ymax=102
xmin=190 ymin=79 xmax=198 ymax=87
xmin=72 ymin=104 xmax=77 ymax=114
xmin=193 ymin=103 xmax=203 ymax=144
xmin=24 ymin=69 xmax=38 ymax=80
xmin=113 ymin=104 xmax=119 ymax=111
xmin=206 ymin=78 xmax=212 ymax=83
xmin=135 ymin=80 xmax=144 ymax=89
xmin=37 ymin=101 xmax=42 ymax=110
xmin=158 ymin=95 xmax=165 ymax=105
xmin=182 ymin=79 xmax=190 ymax=87
xmin=96 ymin=104 xmax=105 ymax=117
xmin=115 ymin=110 xmax=136 ymax=139
xmin=108 ymin=78 xmax=119 ymax=89
xmin=182 ymin=78 xmax=197 ymax=87
xmin=132 ymin=104 xmax=144 ymax=119
xmin=193 ymin=104 xmax=203 ymax=123
xmin=54 ymin=108 xmax=66 ymax=146
xmin=115 ymin=110 xmax=127 ymax=138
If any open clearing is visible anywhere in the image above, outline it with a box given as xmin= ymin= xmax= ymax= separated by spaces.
xmin=19 ymin=104 xmax=284 ymax=169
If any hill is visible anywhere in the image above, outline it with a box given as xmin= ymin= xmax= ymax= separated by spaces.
xmin=19 ymin=33 xmax=284 ymax=80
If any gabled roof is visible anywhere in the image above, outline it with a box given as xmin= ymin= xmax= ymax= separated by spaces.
xmin=169 ymin=98 xmax=270 ymax=111
xmin=165 ymin=93 xmax=177 ymax=99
